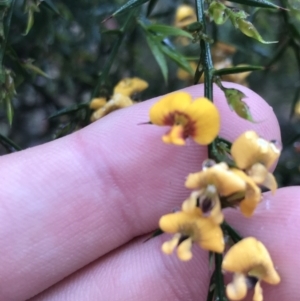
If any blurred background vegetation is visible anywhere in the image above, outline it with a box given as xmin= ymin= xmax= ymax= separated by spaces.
xmin=0 ymin=0 xmax=299 ymax=186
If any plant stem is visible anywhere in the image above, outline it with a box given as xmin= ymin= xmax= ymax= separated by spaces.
xmin=195 ymin=0 xmax=216 ymax=158
xmin=92 ymin=10 xmax=136 ymax=99
xmin=215 ymin=253 xmax=228 ymax=301
xmin=221 ymin=220 xmax=243 ymax=243
xmin=195 ymin=0 xmax=214 ymax=101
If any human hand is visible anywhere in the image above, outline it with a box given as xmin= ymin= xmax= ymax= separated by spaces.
xmin=0 ymin=83 xmax=298 ymax=301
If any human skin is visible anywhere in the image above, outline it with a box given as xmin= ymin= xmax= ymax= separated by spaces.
xmin=0 ymin=83 xmax=299 ymax=301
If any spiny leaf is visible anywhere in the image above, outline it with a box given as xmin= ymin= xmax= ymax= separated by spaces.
xmin=214 ymin=65 xmax=264 ymax=76
xmin=145 ymin=34 xmax=168 ymax=83
xmin=146 ymin=24 xmax=193 ymax=39
xmin=228 ymin=0 xmax=286 ymax=10
xmin=223 ymin=88 xmax=254 ymax=122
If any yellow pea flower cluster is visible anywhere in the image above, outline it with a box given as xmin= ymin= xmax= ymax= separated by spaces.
xmin=149 ymin=91 xmax=281 ymax=301
xmin=90 ymin=77 xmax=148 ymax=122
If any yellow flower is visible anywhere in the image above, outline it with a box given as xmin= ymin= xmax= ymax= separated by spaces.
xmin=230 ymin=169 xmax=261 ymax=217
xmin=231 ymin=131 xmax=280 ymax=193
xmin=89 ymin=97 xmax=107 ymax=110
xmin=91 ymin=93 xmax=134 ymax=122
xmin=159 ymin=210 xmax=224 ymax=260
xmin=113 ymin=77 xmax=148 ymax=97
xmin=174 ymin=4 xmax=197 ymax=29
xmin=222 ymin=237 xmax=280 ymax=301
xmin=184 ymin=162 xmax=246 ymax=223
xmin=149 ymin=92 xmax=220 ymax=145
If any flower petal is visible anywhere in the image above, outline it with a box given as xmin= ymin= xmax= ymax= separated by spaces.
xmin=248 ymin=163 xmax=278 ymax=194
xmin=253 ymin=282 xmax=263 ymax=301
xmin=91 ymin=93 xmax=134 ymax=121
xmin=185 ymin=163 xmax=246 ymax=196
xmin=226 ymin=273 xmax=248 ymax=301
xmin=177 ymin=237 xmax=193 ymax=261
xmin=231 ymin=131 xmax=280 ymax=169
xmin=185 ymin=97 xmax=220 ymax=145
xmin=113 ymin=77 xmax=148 ymax=96
xmin=89 ymin=97 xmax=107 ymax=110
xmin=149 ymin=91 xmax=192 ymax=125
xmin=162 ymin=233 xmax=181 ymax=255
xmin=231 ymin=169 xmax=261 ymax=217
xmin=196 ymin=218 xmax=225 ymax=253
xmin=222 ymin=237 xmax=280 ymax=285
xmin=162 ymin=125 xmax=186 ymax=145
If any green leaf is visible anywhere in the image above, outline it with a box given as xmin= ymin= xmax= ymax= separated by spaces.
xmin=20 ymin=60 xmax=52 ymax=78
xmin=227 ymin=0 xmax=286 ymax=10
xmin=145 ymin=34 xmax=168 ymax=83
xmin=0 ymin=133 xmax=21 ymax=152
xmin=101 ymin=29 xmax=123 ymax=36
xmin=223 ymin=88 xmax=254 ymax=122
xmin=146 ymin=0 xmax=159 ymax=16
xmin=41 ymin=0 xmax=60 ymax=15
xmin=146 ymin=24 xmax=193 ymax=39
xmin=49 ymin=103 xmax=88 ymax=119
xmin=104 ymin=0 xmax=148 ymax=20
xmin=160 ymin=42 xmax=194 ymax=76
xmin=214 ymin=65 xmax=264 ymax=76
xmin=23 ymin=9 xmax=34 ymax=36
xmin=5 ymin=96 xmax=13 ymax=126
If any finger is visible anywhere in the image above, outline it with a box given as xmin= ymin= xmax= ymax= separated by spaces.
xmin=30 ymin=187 xmax=300 ymax=301
xmin=0 ymin=83 xmax=280 ymax=301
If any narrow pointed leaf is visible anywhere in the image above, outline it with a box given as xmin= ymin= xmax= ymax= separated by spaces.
xmin=0 ymin=133 xmax=21 ymax=152
xmin=107 ymin=0 xmax=148 ymax=19
xmin=223 ymin=88 xmax=254 ymax=122
xmin=146 ymin=24 xmax=193 ymax=39
xmin=160 ymin=42 xmax=194 ymax=75
xmin=5 ymin=97 xmax=13 ymax=126
xmin=20 ymin=62 xmax=52 ymax=79
xmin=214 ymin=65 xmax=264 ymax=76
xmin=145 ymin=35 xmax=168 ymax=83
xmin=49 ymin=103 xmax=88 ymax=119
xmin=23 ymin=9 xmax=35 ymax=36
xmin=228 ymin=0 xmax=286 ymax=10
xmin=102 ymin=29 xmax=123 ymax=36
